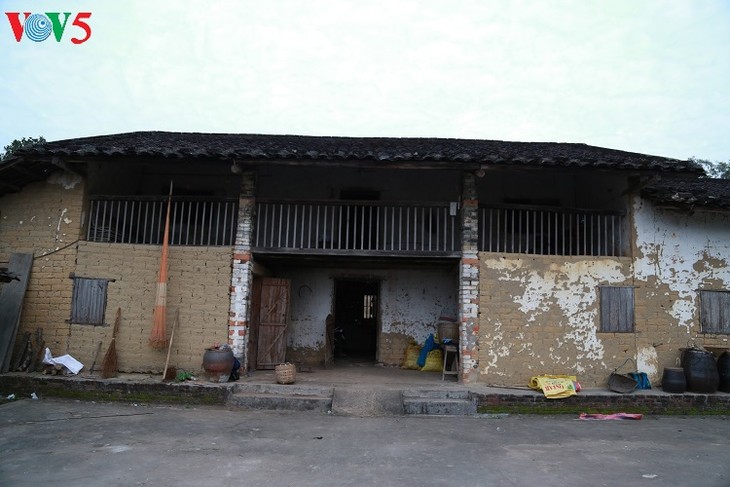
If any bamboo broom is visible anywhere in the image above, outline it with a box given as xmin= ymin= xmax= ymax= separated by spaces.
xmin=162 ymin=309 xmax=179 ymax=381
xmin=101 ymin=307 xmax=121 ymax=378
xmin=149 ymin=181 xmax=173 ymax=349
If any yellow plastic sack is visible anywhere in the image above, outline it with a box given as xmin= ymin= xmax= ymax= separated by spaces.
xmin=401 ymin=343 xmax=421 ymax=370
xmin=421 ymin=349 xmax=443 ymax=372
xmin=528 ymin=374 xmax=577 ymax=390
xmin=529 ymin=375 xmax=578 ymax=399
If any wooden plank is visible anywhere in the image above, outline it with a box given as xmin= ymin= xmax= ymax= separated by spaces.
xmin=0 ymin=253 xmax=33 ymax=373
xmin=618 ymin=287 xmax=634 ymax=333
xmin=701 ymin=291 xmax=730 ymax=333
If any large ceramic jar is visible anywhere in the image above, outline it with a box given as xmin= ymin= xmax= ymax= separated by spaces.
xmin=202 ymin=348 xmax=235 ymax=383
xmin=681 ymin=348 xmax=719 ymax=393
xmin=718 ymin=352 xmax=730 ymax=393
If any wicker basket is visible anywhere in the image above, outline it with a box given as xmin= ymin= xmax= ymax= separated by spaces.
xmin=275 ymin=363 xmax=297 ymax=384
xmin=437 ymin=321 xmax=459 ymax=344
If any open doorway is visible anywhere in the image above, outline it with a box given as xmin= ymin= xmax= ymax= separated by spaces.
xmin=334 ymin=279 xmax=379 ymax=361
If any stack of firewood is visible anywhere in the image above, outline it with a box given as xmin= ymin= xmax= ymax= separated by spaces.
xmin=42 ymin=364 xmax=71 ymax=376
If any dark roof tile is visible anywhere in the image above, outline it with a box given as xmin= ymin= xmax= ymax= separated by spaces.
xmin=1 ymin=131 xmax=707 ymax=197
xmin=643 ymin=178 xmax=730 ymax=210
xmin=14 ymin=131 xmax=701 ymax=172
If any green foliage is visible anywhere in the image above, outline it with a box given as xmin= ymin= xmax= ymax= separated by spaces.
xmin=691 ymin=157 xmax=730 ymax=179
xmin=1 ymin=136 xmax=46 ymax=160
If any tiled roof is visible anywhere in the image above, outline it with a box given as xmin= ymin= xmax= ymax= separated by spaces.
xmin=16 ymin=131 xmax=701 ymax=171
xmin=0 ymin=131 xmax=703 ymax=196
xmin=642 ymin=178 xmax=730 ymax=211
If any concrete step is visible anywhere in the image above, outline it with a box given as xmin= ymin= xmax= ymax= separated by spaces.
xmin=331 ymin=387 xmax=404 ymax=417
xmin=402 ymin=389 xmax=476 ymax=416
xmin=228 ymin=392 xmax=332 ymax=412
xmin=235 ymin=383 xmax=334 ymax=397
xmin=403 ymin=397 xmax=476 ymax=415
xmin=228 ymin=383 xmax=334 ymax=412
xmin=402 ymin=388 xmax=471 ymax=400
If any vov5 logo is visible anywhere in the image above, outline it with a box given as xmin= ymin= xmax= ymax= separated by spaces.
xmin=5 ymin=12 xmax=92 ymax=44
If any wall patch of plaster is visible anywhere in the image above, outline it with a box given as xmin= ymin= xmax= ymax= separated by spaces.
xmin=481 ymin=320 xmax=509 ymax=376
xmin=633 ymin=197 xmax=730 ymax=332
xmin=48 ymin=171 xmax=82 ymax=190
xmin=636 ymin=346 xmax=658 ymax=379
xmin=55 ymin=208 xmax=71 ymax=242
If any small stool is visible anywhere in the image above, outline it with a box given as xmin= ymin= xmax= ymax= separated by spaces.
xmin=442 ymin=343 xmax=460 ymax=381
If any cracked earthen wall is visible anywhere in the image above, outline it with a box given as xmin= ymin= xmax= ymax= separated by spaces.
xmin=477 ymin=196 xmax=730 ymax=388
xmin=632 ymin=197 xmax=730 ymax=378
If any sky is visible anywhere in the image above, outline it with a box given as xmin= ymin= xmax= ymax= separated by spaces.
xmin=1 ymin=0 xmax=729 ymax=161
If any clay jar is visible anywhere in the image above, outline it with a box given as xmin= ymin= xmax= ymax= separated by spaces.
xmin=681 ymin=348 xmax=719 ymax=393
xmin=202 ymin=348 xmax=234 ymax=383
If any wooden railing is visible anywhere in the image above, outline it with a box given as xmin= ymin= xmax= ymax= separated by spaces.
xmin=254 ymin=201 xmax=460 ymax=256
xmin=479 ymin=206 xmax=626 ymax=256
xmin=86 ymin=196 xmax=238 ymax=246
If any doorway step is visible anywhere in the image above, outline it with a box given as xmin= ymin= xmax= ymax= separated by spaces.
xmin=227 ymin=383 xmax=478 ymax=416
xmin=403 ymin=389 xmax=477 ymax=416
xmin=228 ymin=383 xmax=333 ymax=412
xmin=330 ymin=387 xmax=404 ymax=416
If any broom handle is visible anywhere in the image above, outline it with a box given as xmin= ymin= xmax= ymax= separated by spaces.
xmin=162 ymin=309 xmax=178 ymax=380
xmin=112 ymin=307 xmax=121 ymax=340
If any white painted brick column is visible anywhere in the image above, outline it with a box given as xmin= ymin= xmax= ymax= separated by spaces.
xmin=228 ymin=171 xmax=255 ymax=372
xmin=459 ymin=172 xmax=480 ymax=383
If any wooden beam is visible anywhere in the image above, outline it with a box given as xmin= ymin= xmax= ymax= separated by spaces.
xmin=253 ymin=248 xmax=461 ymax=259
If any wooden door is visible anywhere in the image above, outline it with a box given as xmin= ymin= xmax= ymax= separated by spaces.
xmin=256 ymin=278 xmax=290 ymax=369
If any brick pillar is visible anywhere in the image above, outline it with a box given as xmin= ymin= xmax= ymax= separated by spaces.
xmin=228 ymin=171 xmax=255 ymax=371
xmin=459 ymin=172 xmax=480 ymax=383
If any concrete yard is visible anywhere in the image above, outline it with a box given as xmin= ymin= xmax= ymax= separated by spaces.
xmin=1 ymin=397 xmax=728 ymax=487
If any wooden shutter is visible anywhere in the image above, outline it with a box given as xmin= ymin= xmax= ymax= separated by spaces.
xmin=700 ymin=291 xmax=730 ymax=333
xmin=70 ymin=278 xmax=108 ymax=325
xmin=600 ymin=286 xmax=634 ymax=333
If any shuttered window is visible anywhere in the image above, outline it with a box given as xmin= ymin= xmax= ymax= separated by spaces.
xmin=69 ymin=277 xmax=110 ymax=325
xmin=600 ymin=286 xmax=634 ymax=333
xmin=700 ymin=290 xmax=730 ymax=334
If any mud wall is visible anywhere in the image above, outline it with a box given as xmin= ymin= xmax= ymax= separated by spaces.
xmin=479 ymin=256 xmax=635 ymax=387
xmin=0 ymin=173 xmax=85 ymax=354
xmin=476 ymin=197 xmax=730 ymax=388
xmin=69 ymin=243 xmax=232 ymax=373
xmin=632 ymin=197 xmax=730 ymax=377
xmin=1 ymin=171 xmax=236 ymax=375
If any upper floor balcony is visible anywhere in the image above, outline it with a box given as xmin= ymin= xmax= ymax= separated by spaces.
xmin=253 ymin=200 xmax=461 ymax=257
